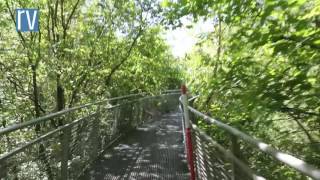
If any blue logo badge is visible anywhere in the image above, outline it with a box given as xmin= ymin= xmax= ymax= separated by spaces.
xmin=16 ymin=9 xmax=39 ymax=32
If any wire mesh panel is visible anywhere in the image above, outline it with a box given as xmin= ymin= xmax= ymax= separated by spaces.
xmin=181 ymin=96 xmax=320 ymax=180
xmin=0 ymin=91 xmax=180 ymax=180
xmin=190 ymin=124 xmax=261 ymax=180
xmin=68 ymin=114 xmax=99 ymax=179
xmin=0 ymin=127 xmax=63 ymax=180
xmin=192 ymin=126 xmax=231 ymax=180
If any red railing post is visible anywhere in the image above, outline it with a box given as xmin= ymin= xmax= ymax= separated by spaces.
xmin=181 ymin=84 xmax=196 ymax=180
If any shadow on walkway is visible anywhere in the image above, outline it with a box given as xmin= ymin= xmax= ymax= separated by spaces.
xmin=79 ymin=111 xmax=189 ymax=180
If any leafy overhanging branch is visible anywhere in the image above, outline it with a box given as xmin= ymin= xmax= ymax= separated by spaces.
xmin=105 ymin=27 xmax=143 ymax=85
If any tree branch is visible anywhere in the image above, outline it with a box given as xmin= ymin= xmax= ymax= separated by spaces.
xmin=274 ymin=35 xmax=320 ymax=50
xmin=68 ymin=73 xmax=87 ymax=107
xmin=5 ymin=1 xmax=27 ymax=48
xmin=280 ymin=107 xmax=320 ymax=117
xmin=105 ymin=27 xmax=143 ymax=85
xmin=66 ymin=0 xmax=80 ymax=29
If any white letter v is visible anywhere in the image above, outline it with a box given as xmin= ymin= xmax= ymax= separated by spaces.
xmin=26 ymin=10 xmax=37 ymax=30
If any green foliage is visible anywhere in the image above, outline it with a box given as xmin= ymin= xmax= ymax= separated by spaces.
xmin=1 ymin=0 xmax=320 ymax=178
xmin=0 ymin=0 xmax=181 ymax=126
xmin=1 ymin=1 xmax=182 ymax=177
xmin=164 ymin=0 xmax=320 ymax=179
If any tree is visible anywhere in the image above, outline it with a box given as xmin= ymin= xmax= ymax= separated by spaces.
xmin=163 ymin=0 xmax=320 ymax=178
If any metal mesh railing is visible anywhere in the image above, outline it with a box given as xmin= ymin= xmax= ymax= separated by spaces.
xmin=191 ymin=125 xmax=232 ymax=180
xmin=179 ymin=95 xmax=320 ymax=180
xmin=0 ymin=91 xmax=180 ymax=180
xmin=190 ymin=123 xmax=263 ymax=180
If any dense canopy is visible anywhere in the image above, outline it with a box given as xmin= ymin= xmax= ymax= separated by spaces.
xmin=1 ymin=0 xmax=319 ymax=179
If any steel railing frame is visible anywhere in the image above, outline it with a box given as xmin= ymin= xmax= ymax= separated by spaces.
xmin=0 ymin=90 xmax=180 ymax=136
xmin=179 ymin=94 xmax=320 ymax=180
xmin=0 ymin=90 xmax=180 ymax=179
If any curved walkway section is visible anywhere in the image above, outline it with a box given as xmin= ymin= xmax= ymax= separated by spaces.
xmin=79 ymin=111 xmax=189 ymax=180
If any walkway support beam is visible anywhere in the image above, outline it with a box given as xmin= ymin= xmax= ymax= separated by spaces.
xmin=181 ymin=85 xmax=196 ymax=180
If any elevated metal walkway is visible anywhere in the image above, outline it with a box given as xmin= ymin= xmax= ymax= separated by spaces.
xmin=80 ymin=111 xmax=189 ymax=180
xmin=1 ymin=89 xmax=320 ymax=180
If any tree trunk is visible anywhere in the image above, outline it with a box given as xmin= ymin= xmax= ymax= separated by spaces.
xmin=32 ymin=65 xmax=41 ymax=131
xmin=31 ymin=65 xmax=54 ymax=180
xmin=56 ymin=74 xmax=65 ymax=126
xmin=213 ymin=14 xmax=222 ymax=75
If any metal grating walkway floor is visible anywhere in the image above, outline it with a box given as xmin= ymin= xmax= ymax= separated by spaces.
xmin=79 ymin=111 xmax=189 ymax=180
